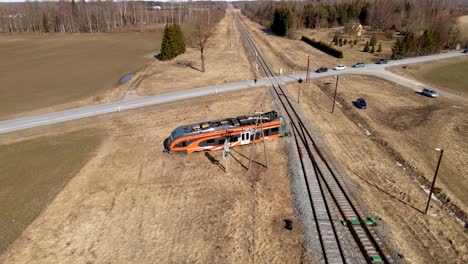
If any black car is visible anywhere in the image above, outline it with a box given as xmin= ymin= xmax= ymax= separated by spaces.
xmin=315 ymin=67 xmax=328 ymax=73
xmin=376 ymin=58 xmax=389 ymax=64
xmin=354 ymin=97 xmax=367 ymax=109
xmin=352 ymin=62 xmax=365 ymax=68
xmin=462 ymin=49 xmax=468 ymax=54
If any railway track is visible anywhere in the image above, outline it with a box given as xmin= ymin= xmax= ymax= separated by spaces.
xmin=235 ymin=14 xmax=392 ymax=264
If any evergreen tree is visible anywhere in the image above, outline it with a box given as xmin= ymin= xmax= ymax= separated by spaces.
xmin=370 ymin=33 xmax=378 ymax=47
xmin=339 ymin=38 xmax=343 ymax=46
xmin=377 ymin=42 xmax=382 ymax=52
xmin=173 ymin=24 xmax=186 ymax=55
xmin=160 ymin=24 xmax=186 ymax=60
xmin=391 ymin=38 xmax=407 ymax=59
xmin=370 ymin=44 xmax=375 ymax=53
xmin=343 ymin=39 xmax=348 ymax=45
xmin=271 ymin=7 xmax=293 ymax=37
xmin=333 ymin=34 xmax=338 ymax=45
xmin=363 ymin=41 xmax=369 ymax=52
xmin=353 ymin=39 xmax=358 ymax=45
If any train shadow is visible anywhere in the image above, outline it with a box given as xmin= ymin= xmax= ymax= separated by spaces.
xmin=356 ymin=174 xmax=424 ymax=214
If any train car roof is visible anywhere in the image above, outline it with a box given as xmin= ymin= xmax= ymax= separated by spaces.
xmin=170 ymin=111 xmax=281 ymax=140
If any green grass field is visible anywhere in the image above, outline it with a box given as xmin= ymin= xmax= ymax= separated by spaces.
xmin=0 ymin=129 xmax=103 ymax=254
xmin=416 ymin=59 xmax=468 ymax=94
xmin=0 ymin=32 xmax=161 ymax=119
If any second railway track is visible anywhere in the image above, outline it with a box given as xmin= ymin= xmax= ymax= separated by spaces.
xmin=235 ymin=14 xmax=392 ymax=264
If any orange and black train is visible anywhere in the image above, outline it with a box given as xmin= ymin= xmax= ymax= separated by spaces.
xmin=163 ymin=111 xmax=286 ymax=154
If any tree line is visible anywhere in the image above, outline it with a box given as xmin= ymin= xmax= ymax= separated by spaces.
xmin=236 ymin=0 xmax=467 ymax=58
xmin=0 ymin=1 xmax=225 ymax=33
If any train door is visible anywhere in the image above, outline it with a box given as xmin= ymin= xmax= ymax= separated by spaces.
xmin=241 ymin=131 xmax=251 ymax=145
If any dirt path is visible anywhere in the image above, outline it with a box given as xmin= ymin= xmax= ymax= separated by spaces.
xmin=0 ymin=88 xmax=308 ymax=263
xmin=288 ymin=75 xmax=468 ymax=263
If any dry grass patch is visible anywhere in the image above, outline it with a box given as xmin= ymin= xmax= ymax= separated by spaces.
xmin=0 ymin=87 xmax=307 ymax=263
xmin=0 ymin=129 xmax=103 ymax=254
xmin=288 ymin=75 xmax=468 ymax=263
xmin=389 ymin=56 xmax=468 ymax=96
xmin=0 ymin=32 xmax=160 ymax=120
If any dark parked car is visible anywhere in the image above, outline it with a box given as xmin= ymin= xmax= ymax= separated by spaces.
xmin=354 ymin=97 xmax=367 ymax=109
xmin=421 ymin=87 xmax=438 ymax=98
xmin=376 ymin=58 xmax=389 ymax=64
xmin=462 ymin=49 xmax=468 ymax=54
xmin=315 ymin=67 xmax=328 ymax=73
xmin=352 ymin=62 xmax=365 ymax=68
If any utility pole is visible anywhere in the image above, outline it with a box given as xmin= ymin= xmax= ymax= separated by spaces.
xmin=424 ymin=148 xmax=444 ymax=214
xmin=332 ymin=76 xmax=339 ymax=113
xmin=306 ymin=54 xmax=310 ymax=83
xmin=297 ymin=78 xmax=303 ymax=104
xmin=249 ymin=111 xmax=268 ymax=170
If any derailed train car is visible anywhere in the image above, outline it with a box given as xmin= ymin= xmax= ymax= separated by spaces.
xmin=163 ymin=111 xmax=286 ymax=154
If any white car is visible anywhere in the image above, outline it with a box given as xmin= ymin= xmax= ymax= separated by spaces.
xmin=334 ymin=64 xmax=347 ymax=71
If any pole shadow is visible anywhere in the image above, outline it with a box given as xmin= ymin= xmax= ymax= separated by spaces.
xmin=356 ymin=174 xmax=424 ymax=214
xmin=230 ymin=148 xmax=267 ymax=168
xmin=204 ymin=152 xmax=226 ymax=172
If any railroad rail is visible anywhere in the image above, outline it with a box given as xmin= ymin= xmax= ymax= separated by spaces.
xmin=235 ymin=14 xmax=391 ymax=264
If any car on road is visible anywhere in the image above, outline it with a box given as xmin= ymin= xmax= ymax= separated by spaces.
xmin=315 ymin=67 xmax=328 ymax=73
xmin=352 ymin=62 xmax=365 ymax=68
xmin=376 ymin=58 xmax=389 ymax=64
xmin=462 ymin=49 xmax=468 ymax=54
xmin=354 ymin=97 xmax=367 ymax=109
xmin=333 ymin=64 xmax=347 ymax=71
xmin=421 ymin=87 xmax=438 ymax=98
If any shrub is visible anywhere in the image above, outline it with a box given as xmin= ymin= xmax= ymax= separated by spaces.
xmin=363 ymin=41 xmax=370 ymax=52
xmin=370 ymin=33 xmax=378 ymax=47
xmin=343 ymin=39 xmax=348 ymax=45
xmin=301 ymin=36 xmax=343 ymax=58
xmin=377 ymin=42 xmax=382 ymax=52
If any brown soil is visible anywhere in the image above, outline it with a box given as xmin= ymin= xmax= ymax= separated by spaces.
xmin=134 ymin=8 xmax=255 ymax=96
xmin=0 ymin=32 xmax=161 ymax=121
xmin=288 ymin=75 xmax=468 ymax=263
xmin=0 ymin=87 xmax=308 ymax=263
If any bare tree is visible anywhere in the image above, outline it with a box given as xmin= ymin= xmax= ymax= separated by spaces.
xmin=190 ymin=18 xmax=214 ymax=72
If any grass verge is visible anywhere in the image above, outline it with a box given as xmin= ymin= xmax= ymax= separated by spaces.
xmin=416 ymin=59 xmax=468 ymax=94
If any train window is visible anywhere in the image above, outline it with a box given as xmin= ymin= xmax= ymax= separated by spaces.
xmin=207 ymin=139 xmax=215 ymax=144
xmin=241 ymin=134 xmax=245 ymax=141
xmin=219 ymin=139 xmax=225 ymax=145
xmin=271 ymin=127 xmax=279 ymax=133
xmin=264 ymin=129 xmax=270 ymax=136
xmin=230 ymin=136 xmax=238 ymax=142
xmin=181 ymin=141 xmax=187 ymax=147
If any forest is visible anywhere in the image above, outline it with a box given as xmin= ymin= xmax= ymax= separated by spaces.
xmin=0 ymin=1 xmax=225 ymax=33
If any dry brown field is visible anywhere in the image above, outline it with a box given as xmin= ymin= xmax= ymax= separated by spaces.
xmin=288 ymin=75 xmax=468 ymax=263
xmin=133 ymin=8 xmax=255 ymax=96
xmin=0 ymin=87 xmax=308 ymax=263
xmin=0 ymin=32 xmax=161 ymax=120
xmin=0 ymin=129 xmax=103 ymax=254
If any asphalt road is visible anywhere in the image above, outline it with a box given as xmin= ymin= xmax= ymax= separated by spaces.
xmin=0 ymin=51 xmax=465 ymax=134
